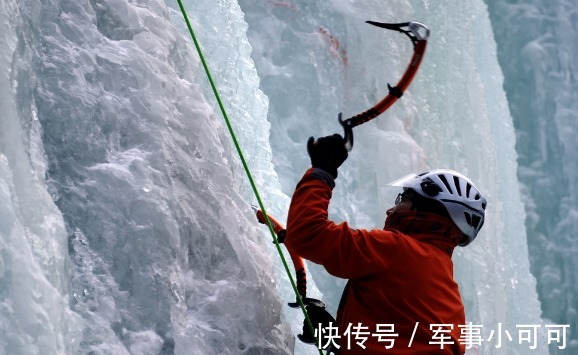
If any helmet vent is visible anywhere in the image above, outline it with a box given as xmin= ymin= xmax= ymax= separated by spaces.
xmin=438 ymin=174 xmax=453 ymax=194
xmin=454 ymin=176 xmax=462 ymax=196
xmin=471 ymin=215 xmax=482 ymax=229
xmin=466 ymin=183 xmax=472 ymax=198
xmin=482 ymin=202 xmax=486 ymax=210
xmin=464 ymin=212 xmax=472 ymax=225
xmin=475 ymin=194 xmax=480 ymax=200
xmin=464 ymin=212 xmax=482 ymax=229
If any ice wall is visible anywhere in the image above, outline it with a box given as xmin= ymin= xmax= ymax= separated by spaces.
xmin=486 ymin=1 xmax=578 ymax=353
xmin=0 ymin=1 xmax=82 ymax=351
xmin=1 ymin=0 xmax=292 ymax=353
xmin=0 ymin=0 xmax=565 ymax=353
xmin=239 ymin=0 xmax=549 ymax=353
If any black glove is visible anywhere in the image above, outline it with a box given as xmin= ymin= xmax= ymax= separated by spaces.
xmin=298 ymin=305 xmax=337 ymax=347
xmin=307 ymin=134 xmax=348 ymax=179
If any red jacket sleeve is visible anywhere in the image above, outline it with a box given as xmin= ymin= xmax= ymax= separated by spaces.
xmin=285 ymin=168 xmax=403 ymax=279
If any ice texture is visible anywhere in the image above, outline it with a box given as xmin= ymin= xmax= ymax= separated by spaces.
xmin=1 ymin=0 xmax=291 ymax=353
xmin=0 ymin=0 xmax=566 ymax=354
xmin=486 ymin=0 xmax=578 ymax=353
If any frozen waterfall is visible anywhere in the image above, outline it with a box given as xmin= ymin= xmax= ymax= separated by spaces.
xmin=0 ymin=0 xmax=570 ymax=354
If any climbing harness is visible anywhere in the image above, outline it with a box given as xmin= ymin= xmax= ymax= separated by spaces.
xmin=339 ymin=21 xmax=430 ymax=151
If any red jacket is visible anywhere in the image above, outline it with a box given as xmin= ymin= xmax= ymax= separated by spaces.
xmin=286 ymin=169 xmax=466 ymax=354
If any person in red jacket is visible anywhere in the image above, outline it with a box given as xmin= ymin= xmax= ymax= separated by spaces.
xmin=285 ymin=134 xmax=487 ymax=354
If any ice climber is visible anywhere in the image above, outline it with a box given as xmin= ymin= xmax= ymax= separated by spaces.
xmin=285 ymin=134 xmax=487 ymax=354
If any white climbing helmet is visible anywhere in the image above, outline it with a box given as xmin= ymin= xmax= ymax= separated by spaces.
xmin=388 ymin=169 xmax=487 ymax=246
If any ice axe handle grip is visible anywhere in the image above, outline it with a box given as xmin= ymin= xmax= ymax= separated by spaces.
xmin=338 ymin=113 xmax=353 ymax=151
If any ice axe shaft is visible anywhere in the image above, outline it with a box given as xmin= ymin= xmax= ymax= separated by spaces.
xmin=336 ymin=21 xmax=429 ymax=151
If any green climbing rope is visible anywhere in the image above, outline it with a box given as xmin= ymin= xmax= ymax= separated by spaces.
xmin=174 ymin=1 xmax=324 ymax=353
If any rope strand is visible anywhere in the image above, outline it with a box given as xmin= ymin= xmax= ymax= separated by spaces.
xmin=174 ymin=1 xmax=323 ymax=353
